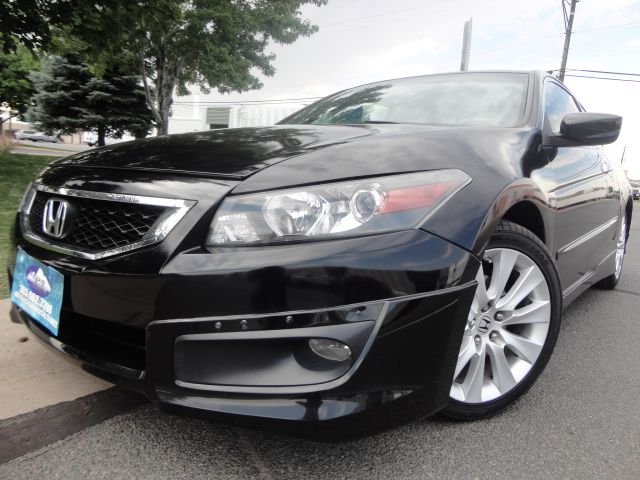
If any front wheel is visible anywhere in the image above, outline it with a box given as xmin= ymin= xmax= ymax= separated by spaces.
xmin=441 ymin=221 xmax=562 ymax=420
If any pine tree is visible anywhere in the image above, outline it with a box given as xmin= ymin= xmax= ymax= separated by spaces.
xmin=28 ymin=55 xmax=152 ymax=145
xmin=28 ymin=55 xmax=91 ymax=137
xmin=86 ymin=71 xmax=152 ymax=145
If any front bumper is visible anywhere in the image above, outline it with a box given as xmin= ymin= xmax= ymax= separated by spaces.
xmin=9 ymin=217 xmax=478 ymax=431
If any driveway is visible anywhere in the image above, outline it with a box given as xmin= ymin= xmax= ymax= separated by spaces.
xmin=9 ymin=141 xmax=92 ymax=157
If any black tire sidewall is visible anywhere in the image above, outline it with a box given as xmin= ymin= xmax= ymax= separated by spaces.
xmin=441 ymin=221 xmax=562 ymax=420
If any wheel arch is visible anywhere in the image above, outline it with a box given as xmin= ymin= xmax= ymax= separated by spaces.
xmin=625 ymin=197 xmax=633 ymax=232
xmin=471 ymin=179 xmax=553 ymax=256
xmin=502 ymin=201 xmax=546 ymax=244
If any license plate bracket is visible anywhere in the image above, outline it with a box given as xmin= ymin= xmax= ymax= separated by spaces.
xmin=10 ymin=249 xmax=64 ymax=336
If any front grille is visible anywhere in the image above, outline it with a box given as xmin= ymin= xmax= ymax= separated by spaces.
xmin=29 ymin=192 xmax=166 ymax=251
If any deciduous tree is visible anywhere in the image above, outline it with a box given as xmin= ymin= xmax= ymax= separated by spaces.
xmin=67 ymin=0 xmax=327 ymax=135
xmin=0 ymin=46 xmax=39 ymax=133
xmin=0 ymin=0 xmax=73 ymax=53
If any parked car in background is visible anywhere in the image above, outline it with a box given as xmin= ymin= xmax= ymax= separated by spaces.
xmin=82 ymin=131 xmax=136 ymax=146
xmin=14 ymin=130 xmax=61 ymax=143
xmin=8 ymin=71 xmax=633 ymax=438
xmin=629 ymin=178 xmax=640 ymax=199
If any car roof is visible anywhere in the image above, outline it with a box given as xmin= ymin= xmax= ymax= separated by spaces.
xmin=335 ymin=70 xmax=548 ymax=95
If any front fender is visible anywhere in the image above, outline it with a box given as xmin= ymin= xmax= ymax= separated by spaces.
xmin=423 ymin=178 xmax=553 ymax=256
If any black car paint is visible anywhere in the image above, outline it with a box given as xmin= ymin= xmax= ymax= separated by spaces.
xmin=8 ymin=71 xmax=632 ymax=437
xmin=51 ymin=125 xmax=376 ymax=179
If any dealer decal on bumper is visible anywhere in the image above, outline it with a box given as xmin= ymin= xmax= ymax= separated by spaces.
xmin=10 ymin=249 xmax=64 ymax=336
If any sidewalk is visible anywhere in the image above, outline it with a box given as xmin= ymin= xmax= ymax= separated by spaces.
xmin=0 ymin=299 xmax=111 ymax=419
xmin=9 ymin=140 xmax=92 ymax=157
xmin=12 ymin=140 xmax=92 ymax=153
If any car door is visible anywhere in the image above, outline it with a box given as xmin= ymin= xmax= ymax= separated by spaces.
xmin=532 ymin=80 xmax=620 ymax=292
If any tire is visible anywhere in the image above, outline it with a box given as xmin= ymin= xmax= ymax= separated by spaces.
xmin=595 ymin=213 xmax=627 ymax=290
xmin=441 ymin=220 xmax=562 ymax=421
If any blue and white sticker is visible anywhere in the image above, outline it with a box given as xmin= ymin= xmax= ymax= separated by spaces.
xmin=11 ymin=249 xmax=64 ymax=336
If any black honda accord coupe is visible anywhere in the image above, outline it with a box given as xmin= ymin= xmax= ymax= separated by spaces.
xmin=8 ymin=71 xmax=633 ymax=438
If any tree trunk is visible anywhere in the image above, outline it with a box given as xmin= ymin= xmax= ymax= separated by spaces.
xmin=97 ymin=126 xmax=106 ymax=146
xmin=157 ymin=84 xmax=174 ymax=135
xmin=138 ymin=49 xmax=162 ymax=133
xmin=138 ymin=42 xmax=178 ymax=136
xmin=154 ymin=44 xmax=178 ymax=136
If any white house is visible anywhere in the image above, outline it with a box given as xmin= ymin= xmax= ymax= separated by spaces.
xmin=168 ymin=94 xmax=309 ymax=134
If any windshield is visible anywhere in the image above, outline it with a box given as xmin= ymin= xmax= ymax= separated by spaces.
xmin=280 ymin=73 xmax=529 ymax=128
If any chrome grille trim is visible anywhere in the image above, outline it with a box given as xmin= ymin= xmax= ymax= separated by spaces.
xmin=21 ymin=184 xmax=196 ymax=260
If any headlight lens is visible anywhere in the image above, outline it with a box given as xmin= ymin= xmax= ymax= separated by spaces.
xmin=207 ymin=169 xmax=470 ymax=246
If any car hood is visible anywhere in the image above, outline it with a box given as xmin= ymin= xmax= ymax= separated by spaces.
xmin=52 ymin=125 xmax=379 ymax=178
xmin=52 ymin=124 xmax=538 ymax=191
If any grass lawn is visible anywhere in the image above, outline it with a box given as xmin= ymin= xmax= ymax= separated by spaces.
xmin=0 ymin=152 xmax=58 ymax=298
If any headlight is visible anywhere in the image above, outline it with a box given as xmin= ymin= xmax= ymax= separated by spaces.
xmin=207 ymin=169 xmax=470 ymax=246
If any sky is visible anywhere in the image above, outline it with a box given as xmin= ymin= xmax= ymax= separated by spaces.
xmin=176 ymin=0 xmax=640 ymax=176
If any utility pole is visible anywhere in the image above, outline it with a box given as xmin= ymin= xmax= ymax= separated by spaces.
xmin=559 ymin=0 xmax=578 ymax=82
xmin=460 ymin=18 xmax=473 ymax=71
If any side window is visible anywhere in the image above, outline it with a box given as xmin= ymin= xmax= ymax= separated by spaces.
xmin=544 ymin=82 xmax=580 ymax=134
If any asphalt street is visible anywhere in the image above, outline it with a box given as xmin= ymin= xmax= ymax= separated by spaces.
xmin=1 ymin=204 xmax=639 ymax=480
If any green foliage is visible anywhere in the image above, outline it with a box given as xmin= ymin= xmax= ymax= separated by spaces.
xmin=0 ymin=152 xmax=58 ymax=298
xmin=0 ymin=0 xmax=74 ymax=53
xmin=86 ymin=71 xmax=153 ymax=140
xmin=28 ymin=55 xmax=152 ymax=144
xmin=4 ymin=1 xmax=326 ymax=135
xmin=64 ymin=0 xmax=328 ymax=134
xmin=0 ymin=45 xmax=40 ymax=125
xmin=28 ymin=55 xmax=93 ymax=135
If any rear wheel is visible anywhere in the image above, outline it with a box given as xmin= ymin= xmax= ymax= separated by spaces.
xmin=441 ymin=221 xmax=562 ymax=420
xmin=596 ymin=213 xmax=627 ymax=290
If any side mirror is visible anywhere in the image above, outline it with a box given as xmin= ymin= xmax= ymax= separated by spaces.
xmin=550 ymin=112 xmax=622 ymax=147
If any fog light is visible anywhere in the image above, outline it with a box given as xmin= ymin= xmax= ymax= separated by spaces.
xmin=308 ymin=338 xmax=352 ymax=362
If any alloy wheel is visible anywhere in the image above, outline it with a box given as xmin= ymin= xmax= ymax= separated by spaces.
xmin=614 ymin=214 xmax=627 ymax=280
xmin=450 ymin=248 xmax=551 ymax=404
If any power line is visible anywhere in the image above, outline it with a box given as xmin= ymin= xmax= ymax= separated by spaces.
xmin=564 ymin=74 xmax=640 ymax=83
xmin=566 ymin=68 xmax=640 ymax=77
xmin=573 ymin=20 xmax=640 ymax=34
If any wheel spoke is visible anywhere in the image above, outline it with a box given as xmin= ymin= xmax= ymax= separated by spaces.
xmin=500 ymin=330 xmax=543 ymax=364
xmin=495 ymin=265 xmax=544 ymax=311
xmin=615 ymin=215 xmax=626 ymax=278
xmin=486 ymin=249 xmax=518 ymax=301
xmin=474 ymin=266 xmax=489 ymax=308
xmin=487 ymin=342 xmax=517 ymax=394
xmin=461 ymin=350 xmax=485 ymax=402
xmin=454 ymin=336 xmax=476 ymax=380
xmin=451 ymin=246 xmax=552 ymax=405
xmin=500 ymin=300 xmax=550 ymax=326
